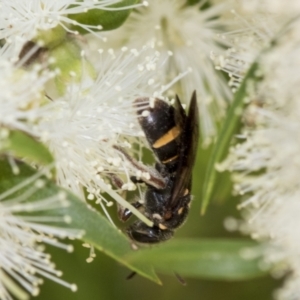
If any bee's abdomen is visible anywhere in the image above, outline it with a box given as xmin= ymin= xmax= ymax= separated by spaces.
xmin=135 ymin=98 xmax=181 ymax=171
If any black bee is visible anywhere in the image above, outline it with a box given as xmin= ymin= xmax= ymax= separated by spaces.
xmin=117 ymin=91 xmax=199 ymax=244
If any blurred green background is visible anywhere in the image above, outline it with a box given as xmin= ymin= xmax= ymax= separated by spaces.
xmin=36 ymin=145 xmax=281 ymax=300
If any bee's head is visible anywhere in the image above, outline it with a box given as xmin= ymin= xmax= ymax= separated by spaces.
xmin=126 ymin=221 xmax=173 ymax=244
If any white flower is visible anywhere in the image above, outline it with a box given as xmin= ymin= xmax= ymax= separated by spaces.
xmin=0 ymin=166 xmax=82 ymax=299
xmin=97 ymin=0 xmax=232 ymax=142
xmin=32 ymin=47 xmax=172 ymax=224
xmin=211 ymin=11 xmax=278 ymax=92
xmin=236 ymin=0 xmax=300 ymax=16
xmin=210 ymin=0 xmax=300 ymax=92
xmin=0 ymin=43 xmax=53 ymax=138
xmin=0 ymin=0 xmax=145 ymax=43
xmin=223 ymin=19 xmax=300 ymax=300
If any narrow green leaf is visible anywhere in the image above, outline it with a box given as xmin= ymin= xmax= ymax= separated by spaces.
xmin=58 ymin=191 xmax=160 ymax=284
xmin=1 ymin=130 xmax=53 ymax=166
xmin=125 ymin=239 xmax=267 ymax=281
xmin=201 ymin=63 xmax=259 ymax=214
xmin=69 ymin=0 xmax=138 ymax=33
xmin=0 ymin=159 xmax=160 ymax=284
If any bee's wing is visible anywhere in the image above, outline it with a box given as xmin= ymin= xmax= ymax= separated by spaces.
xmin=174 ymin=94 xmax=187 ymax=129
xmin=168 ymin=91 xmax=199 ymax=209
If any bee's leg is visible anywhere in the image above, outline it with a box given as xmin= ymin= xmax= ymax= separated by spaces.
xmin=113 ymin=145 xmax=166 ymax=190
xmin=107 ymin=173 xmax=125 ymax=190
xmin=130 ymin=176 xmax=145 ymax=184
xmin=118 ymin=201 xmax=143 ymax=222
xmin=106 ymin=173 xmax=144 ymax=222
xmin=106 ymin=173 xmax=130 ymax=220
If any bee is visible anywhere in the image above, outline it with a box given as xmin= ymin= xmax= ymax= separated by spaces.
xmin=116 ymin=91 xmax=199 ymax=244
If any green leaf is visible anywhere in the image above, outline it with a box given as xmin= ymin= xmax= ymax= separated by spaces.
xmin=68 ymin=0 xmax=138 ymax=33
xmin=201 ymin=62 xmax=260 ymax=214
xmin=0 ymin=158 xmax=160 ymax=284
xmin=125 ymin=239 xmax=267 ymax=281
xmin=1 ymin=130 xmax=53 ymax=166
xmin=59 ymin=192 xmax=160 ymax=284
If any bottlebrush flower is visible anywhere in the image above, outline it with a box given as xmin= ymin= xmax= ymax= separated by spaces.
xmin=0 ymin=43 xmax=53 ymax=137
xmin=0 ymin=167 xmax=82 ymax=299
xmin=97 ymin=0 xmax=233 ymax=142
xmin=222 ymin=19 xmax=300 ymax=300
xmin=236 ymin=0 xmax=300 ymax=16
xmin=0 ymin=0 xmax=145 ymax=43
xmin=211 ymin=0 xmax=300 ymax=93
xmin=211 ymin=11 xmax=278 ymax=92
xmin=32 ymin=47 xmax=173 ymax=224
